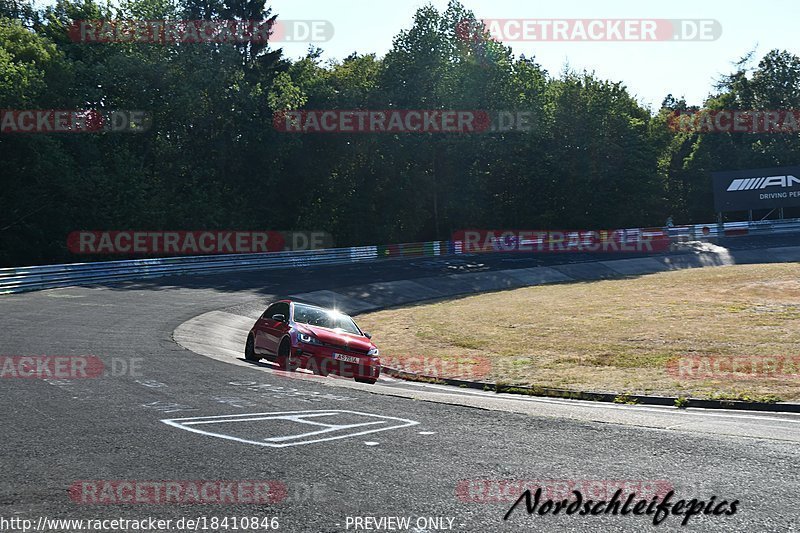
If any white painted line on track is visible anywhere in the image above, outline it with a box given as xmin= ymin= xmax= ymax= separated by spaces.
xmin=162 ymin=410 xmax=419 ymax=448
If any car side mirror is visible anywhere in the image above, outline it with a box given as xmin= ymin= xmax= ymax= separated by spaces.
xmin=363 ymin=332 xmax=372 ymax=339
xmin=272 ymin=314 xmax=286 ymax=322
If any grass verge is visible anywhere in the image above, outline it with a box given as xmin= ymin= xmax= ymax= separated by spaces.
xmin=357 ymin=263 xmax=800 ymax=402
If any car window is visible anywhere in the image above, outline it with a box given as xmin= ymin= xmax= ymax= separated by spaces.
xmin=273 ymin=302 xmax=289 ymax=320
xmin=261 ymin=304 xmax=278 ymax=318
xmin=261 ymin=303 xmax=278 ymax=319
xmin=292 ymin=304 xmax=361 ymax=335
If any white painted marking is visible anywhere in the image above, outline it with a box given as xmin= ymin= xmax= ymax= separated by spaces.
xmin=419 ymin=431 xmax=436 ymax=435
xmin=364 ymin=441 xmax=380 ymax=446
xmin=43 ymin=379 xmax=73 ymax=387
xmin=264 ymin=421 xmax=385 ymax=443
xmin=227 ymin=381 xmax=355 ymax=401
xmin=212 ymin=396 xmax=257 ymax=408
xmin=135 ymin=379 xmax=167 ymax=388
xmin=162 ymin=410 xmax=419 ymax=448
xmin=143 ymin=401 xmax=197 ymax=413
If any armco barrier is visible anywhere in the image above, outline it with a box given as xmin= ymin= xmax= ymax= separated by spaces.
xmin=2 ymin=218 xmax=799 ymax=295
xmin=666 ymin=217 xmax=800 ymax=240
xmin=0 ymin=242 xmax=450 ymax=295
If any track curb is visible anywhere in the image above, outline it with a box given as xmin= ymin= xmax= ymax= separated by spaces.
xmin=381 ymin=367 xmax=800 ymax=413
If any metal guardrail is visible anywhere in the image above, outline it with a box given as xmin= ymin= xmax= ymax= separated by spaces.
xmin=667 ymin=217 xmax=800 ymax=239
xmin=0 ymin=241 xmax=452 ymax=295
xmin=2 ymin=218 xmax=800 ymax=295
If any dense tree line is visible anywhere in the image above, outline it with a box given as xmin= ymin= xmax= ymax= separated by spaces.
xmin=1 ymin=0 xmax=799 ymax=266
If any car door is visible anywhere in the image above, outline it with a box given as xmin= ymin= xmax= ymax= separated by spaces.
xmin=261 ymin=302 xmax=290 ymax=355
xmin=254 ymin=303 xmax=279 ymax=353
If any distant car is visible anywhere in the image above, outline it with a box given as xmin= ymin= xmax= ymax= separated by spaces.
xmin=244 ymin=300 xmax=381 ymax=384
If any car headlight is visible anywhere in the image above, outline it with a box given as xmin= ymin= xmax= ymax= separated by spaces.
xmin=368 ymin=347 xmax=379 ymax=356
xmin=298 ymin=332 xmax=322 ymax=346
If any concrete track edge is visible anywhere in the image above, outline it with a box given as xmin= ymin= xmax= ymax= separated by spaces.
xmin=174 ymin=243 xmax=800 ymax=413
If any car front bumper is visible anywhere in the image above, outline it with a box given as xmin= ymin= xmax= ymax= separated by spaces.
xmin=295 ymin=344 xmax=381 ymax=379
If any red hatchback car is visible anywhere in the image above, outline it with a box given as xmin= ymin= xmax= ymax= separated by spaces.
xmin=245 ymin=300 xmax=381 ymax=384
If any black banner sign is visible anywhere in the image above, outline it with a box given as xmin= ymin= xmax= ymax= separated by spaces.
xmin=712 ymin=166 xmax=800 ymax=211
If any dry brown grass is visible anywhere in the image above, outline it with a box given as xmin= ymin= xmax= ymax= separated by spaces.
xmin=357 ymin=263 xmax=800 ymax=402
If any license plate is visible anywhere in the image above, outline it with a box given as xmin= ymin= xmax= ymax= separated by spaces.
xmin=333 ymin=353 xmax=360 ymax=364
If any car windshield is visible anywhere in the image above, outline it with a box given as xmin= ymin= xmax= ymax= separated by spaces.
xmin=292 ymin=304 xmax=362 ymax=335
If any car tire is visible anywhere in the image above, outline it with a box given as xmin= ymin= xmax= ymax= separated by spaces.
xmin=245 ymin=334 xmax=260 ymax=361
xmin=354 ymin=377 xmax=377 ymax=385
xmin=276 ymin=339 xmax=296 ymax=371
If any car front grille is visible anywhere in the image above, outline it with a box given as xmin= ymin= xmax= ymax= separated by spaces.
xmin=321 ymin=341 xmax=368 ymax=355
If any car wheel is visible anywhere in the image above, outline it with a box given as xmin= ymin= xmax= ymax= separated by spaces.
xmin=354 ymin=377 xmax=377 ymax=385
xmin=276 ymin=339 xmax=296 ymax=371
xmin=244 ymin=334 xmax=260 ymax=361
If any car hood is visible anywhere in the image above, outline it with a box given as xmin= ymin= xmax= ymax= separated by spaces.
xmin=296 ymin=323 xmax=374 ymax=352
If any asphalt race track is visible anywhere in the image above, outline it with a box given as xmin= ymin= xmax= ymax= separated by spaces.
xmin=2 ymin=235 xmax=799 ymax=533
